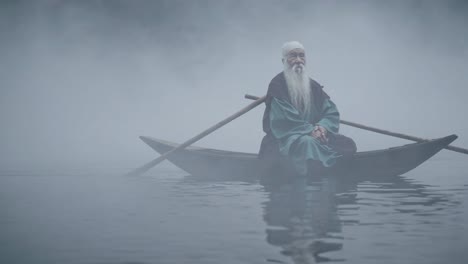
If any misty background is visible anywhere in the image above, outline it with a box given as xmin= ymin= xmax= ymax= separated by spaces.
xmin=1 ymin=0 xmax=467 ymax=172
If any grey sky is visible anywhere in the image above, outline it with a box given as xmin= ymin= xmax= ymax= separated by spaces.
xmin=1 ymin=0 xmax=467 ymax=170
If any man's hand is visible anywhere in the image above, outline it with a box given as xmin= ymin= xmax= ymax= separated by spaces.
xmin=311 ymin=125 xmax=328 ymax=144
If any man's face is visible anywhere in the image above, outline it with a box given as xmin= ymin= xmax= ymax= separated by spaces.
xmin=284 ymin=48 xmax=306 ymax=70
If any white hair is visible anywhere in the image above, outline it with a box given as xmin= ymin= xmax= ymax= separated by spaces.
xmin=282 ymin=41 xmax=305 ymax=59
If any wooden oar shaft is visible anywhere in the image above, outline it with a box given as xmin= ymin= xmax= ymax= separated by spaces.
xmin=339 ymin=119 xmax=428 ymax=142
xmin=245 ymin=94 xmax=468 ymax=155
xmin=126 ymin=95 xmax=267 ymax=176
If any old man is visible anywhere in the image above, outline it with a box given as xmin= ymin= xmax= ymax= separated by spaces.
xmin=259 ymin=41 xmax=356 ymax=176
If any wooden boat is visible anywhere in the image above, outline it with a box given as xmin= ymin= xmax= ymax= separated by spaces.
xmin=139 ymin=134 xmax=457 ymax=180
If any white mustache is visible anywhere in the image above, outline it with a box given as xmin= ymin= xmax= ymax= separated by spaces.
xmin=292 ymin=64 xmax=304 ymax=72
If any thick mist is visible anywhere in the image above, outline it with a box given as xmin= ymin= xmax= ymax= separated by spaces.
xmin=1 ymin=0 xmax=467 ymax=171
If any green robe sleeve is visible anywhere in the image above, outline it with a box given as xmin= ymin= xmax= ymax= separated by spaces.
xmin=316 ymin=98 xmax=340 ymax=134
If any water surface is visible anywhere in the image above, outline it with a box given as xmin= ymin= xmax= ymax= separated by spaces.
xmin=1 ymin=157 xmax=467 ymax=264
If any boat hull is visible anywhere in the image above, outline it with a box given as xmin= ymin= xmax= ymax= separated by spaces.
xmin=139 ymin=135 xmax=457 ymax=180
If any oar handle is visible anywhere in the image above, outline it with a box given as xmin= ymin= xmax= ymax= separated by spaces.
xmin=245 ymin=94 xmax=260 ymax=101
xmin=244 ymin=94 xmax=468 ymax=155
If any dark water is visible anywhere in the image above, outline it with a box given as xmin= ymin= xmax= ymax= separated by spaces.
xmin=1 ymin=157 xmax=468 ymax=264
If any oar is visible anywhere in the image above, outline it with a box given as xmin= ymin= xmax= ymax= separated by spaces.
xmin=245 ymin=94 xmax=468 ymax=155
xmin=126 ymin=95 xmax=267 ymax=176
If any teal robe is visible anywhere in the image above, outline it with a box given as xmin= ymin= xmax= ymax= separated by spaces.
xmin=259 ymin=72 xmax=344 ymax=176
xmin=270 ymin=97 xmax=341 ymax=175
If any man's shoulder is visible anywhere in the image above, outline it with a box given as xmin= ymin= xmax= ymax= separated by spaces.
xmin=268 ymin=72 xmax=286 ymax=90
xmin=309 ymin=78 xmax=330 ymax=100
xmin=309 ymin=78 xmax=324 ymax=89
xmin=267 ymin=72 xmax=287 ymax=98
xmin=268 ymin=72 xmax=285 ymax=88
xmin=270 ymin=72 xmax=284 ymax=82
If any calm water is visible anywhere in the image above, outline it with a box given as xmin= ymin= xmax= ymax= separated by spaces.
xmin=1 ymin=156 xmax=468 ymax=264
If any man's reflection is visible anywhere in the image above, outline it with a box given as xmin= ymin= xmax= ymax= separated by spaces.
xmin=263 ymin=177 xmax=350 ymax=263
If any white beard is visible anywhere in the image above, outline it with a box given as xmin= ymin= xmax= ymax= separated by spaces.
xmin=283 ymin=62 xmax=311 ymax=114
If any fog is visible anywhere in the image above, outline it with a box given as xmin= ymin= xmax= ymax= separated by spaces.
xmin=1 ymin=0 xmax=467 ymax=171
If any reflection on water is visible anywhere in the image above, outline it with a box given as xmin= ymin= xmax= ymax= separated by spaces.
xmin=261 ymin=174 xmax=464 ymax=264
xmin=1 ymin=167 xmax=466 ymax=264
xmin=263 ymin=177 xmax=343 ymax=263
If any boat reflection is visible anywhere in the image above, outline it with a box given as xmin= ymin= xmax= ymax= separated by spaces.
xmin=261 ymin=173 xmax=461 ymax=263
